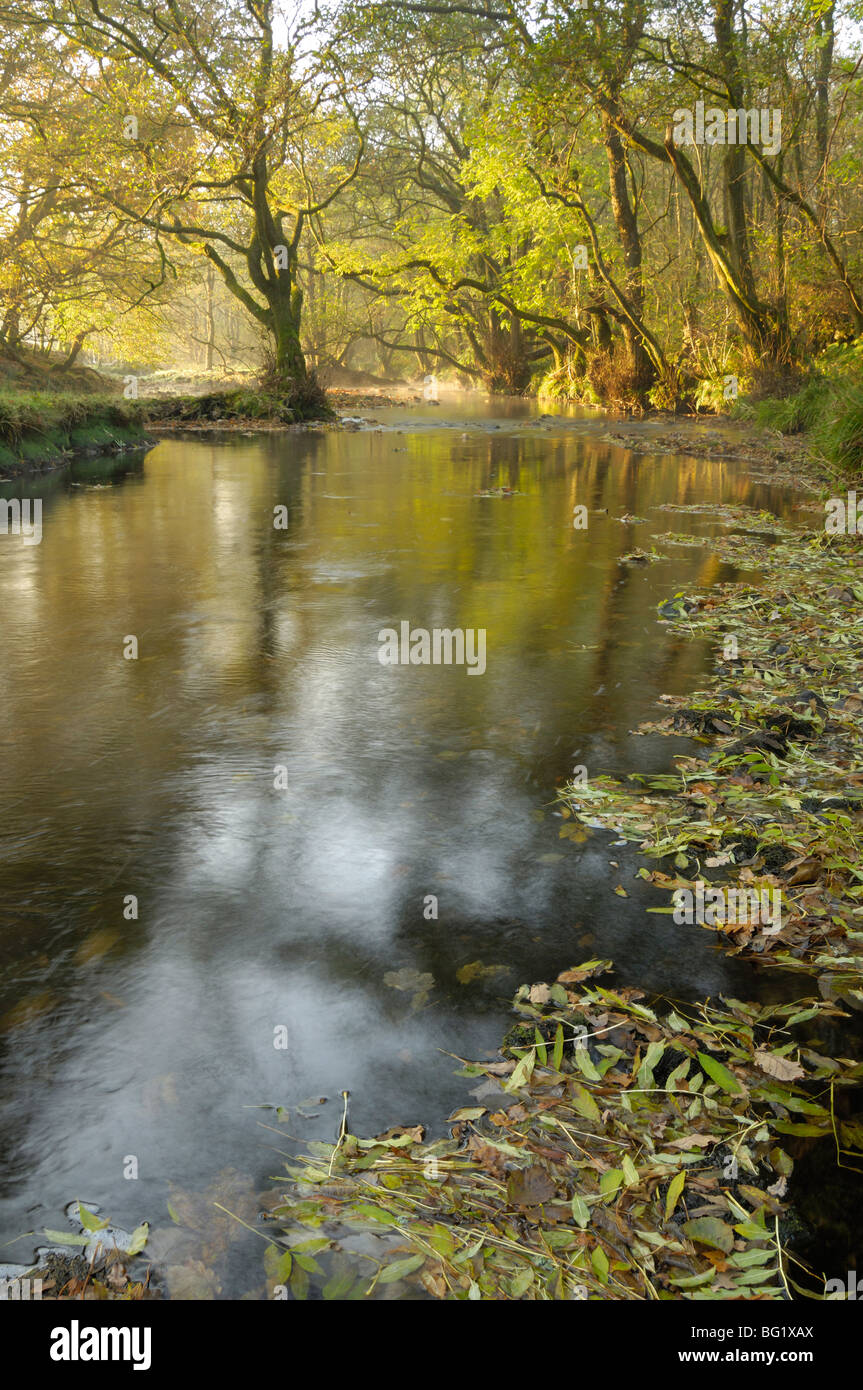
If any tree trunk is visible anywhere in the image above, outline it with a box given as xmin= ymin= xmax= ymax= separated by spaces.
xmin=599 ymin=104 xmax=655 ymax=393
xmin=205 ymin=266 xmax=216 ymax=373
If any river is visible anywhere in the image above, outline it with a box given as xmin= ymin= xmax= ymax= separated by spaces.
xmin=0 ymin=394 xmax=804 ymax=1296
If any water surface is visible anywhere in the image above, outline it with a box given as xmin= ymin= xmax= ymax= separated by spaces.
xmin=0 ymin=395 xmax=803 ymax=1294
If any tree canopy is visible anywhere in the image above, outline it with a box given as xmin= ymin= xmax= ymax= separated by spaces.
xmin=0 ymin=0 xmax=860 ymax=405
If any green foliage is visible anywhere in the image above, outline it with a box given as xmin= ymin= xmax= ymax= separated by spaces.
xmin=811 ymin=380 xmax=863 ymax=476
xmin=751 ymin=376 xmax=832 ymax=434
xmin=740 ymin=343 xmax=863 ymax=475
xmin=0 ymin=391 xmax=143 ymax=443
xmin=0 ymin=390 xmax=148 ymax=472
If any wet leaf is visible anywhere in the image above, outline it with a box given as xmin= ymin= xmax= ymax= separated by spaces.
xmin=43 ymin=1230 xmax=91 ymax=1247
xmin=77 ymin=1203 xmax=110 ymax=1234
xmin=571 ymin=1084 xmax=601 ymax=1122
xmin=665 ymin=1170 xmax=686 ymax=1221
xmin=506 ymin=1049 xmax=536 ymax=1091
xmin=507 ymin=1166 xmax=556 ymax=1207
xmin=697 ymin=1052 xmax=744 ymax=1095
xmin=753 ymin=1050 xmax=805 ymax=1082
xmin=571 ymin=1195 xmax=591 ymax=1229
xmin=456 ymin=961 xmax=510 ymax=985
xmin=127 ymin=1223 xmax=149 ymax=1256
xmin=378 ymin=1254 xmax=425 ymax=1284
xmin=681 ymin=1218 xmax=734 ymax=1253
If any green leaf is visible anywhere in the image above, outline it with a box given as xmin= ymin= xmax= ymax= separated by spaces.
xmin=670 ymin=1268 xmax=716 ymax=1288
xmin=351 ymin=1204 xmax=400 ymax=1225
xmin=77 ymin=1203 xmax=110 ymax=1234
xmin=453 ymin=1236 xmax=484 ymax=1264
xmin=697 ymin=1051 xmax=744 ymax=1094
xmin=734 ymin=1218 xmax=770 ymax=1241
xmin=571 ymin=1084 xmax=601 ymax=1122
xmin=429 ymin=1224 xmax=456 ymax=1258
xmin=552 ymin=1023 xmax=564 ymax=1072
xmin=43 ymin=1230 xmax=92 ymax=1246
xmin=507 ymin=1048 xmax=536 ymax=1091
xmin=378 ymin=1254 xmax=425 ymax=1284
xmin=575 ymin=1045 xmax=602 ymax=1081
xmin=600 ymin=1168 xmax=624 ymax=1199
xmin=682 ymin=1217 xmax=734 ymax=1253
xmin=772 ymin=1121 xmax=829 ymax=1136
xmin=665 ymin=1170 xmax=686 ymax=1222
xmin=509 ymin=1266 xmax=534 ymax=1297
xmin=127 ymin=1223 xmax=149 ymax=1256
xmin=571 ymin=1195 xmax=591 ymax=1229
xmin=728 ymin=1248 xmax=775 ymax=1268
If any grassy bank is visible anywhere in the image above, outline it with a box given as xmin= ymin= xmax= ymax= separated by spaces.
xmin=735 ymin=343 xmax=863 ymax=480
xmin=145 ymin=381 xmax=336 ymax=428
xmin=0 ymin=391 xmax=151 ymax=475
xmin=0 ymin=382 xmax=339 ymax=475
xmin=537 ymin=339 xmax=863 ymax=479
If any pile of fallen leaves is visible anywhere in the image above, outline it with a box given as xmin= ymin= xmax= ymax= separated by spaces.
xmin=4 ymin=1203 xmax=154 ymax=1300
xmin=263 ymin=961 xmax=862 ymax=1300
xmin=562 ymin=512 xmax=863 ymax=1005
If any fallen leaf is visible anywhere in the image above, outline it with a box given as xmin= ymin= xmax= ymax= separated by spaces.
xmin=753 ymin=1050 xmax=805 ymax=1082
xmin=506 ymin=1166 xmax=556 ymax=1207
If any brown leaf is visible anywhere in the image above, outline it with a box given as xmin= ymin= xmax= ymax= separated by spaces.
xmin=467 ymin=1136 xmax=507 ymax=1180
xmin=375 ymin=1124 xmax=424 ymax=1143
xmin=506 ymin=1166 xmax=557 ymax=1207
xmin=419 ymin=1267 xmax=448 ymax=1299
xmin=483 ymin=1060 xmax=516 ymax=1076
xmin=753 ymin=1049 xmax=805 ymax=1082
xmin=784 ymin=859 xmax=821 ymax=886
xmin=666 ymin=1134 xmax=715 ymax=1149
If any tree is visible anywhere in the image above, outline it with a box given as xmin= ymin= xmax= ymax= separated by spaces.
xmin=0 ymin=0 xmax=364 ymax=404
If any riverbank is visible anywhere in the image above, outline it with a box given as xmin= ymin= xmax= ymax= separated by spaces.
xmin=261 ymin=454 xmax=863 ymax=1301
xmin=0 ymin=393 xmax=154 ymax=477
xmin=1 ymin=358 xmax=858 ymax=481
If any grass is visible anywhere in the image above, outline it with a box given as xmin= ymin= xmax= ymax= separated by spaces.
xmin=0 ymin=391 xmax=150 ymax=474
xmin=737 ymin=340 xmax=863 ymax=479
xmin=146 ymin=380 xmax=334 ymax=425
xmin=750 ymin=376 xmax=832 ymax=435
xmin=0 ymin=374 xmax=335 ymax=474
xmin=810 ymin=380 xmax=863 ymax=477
